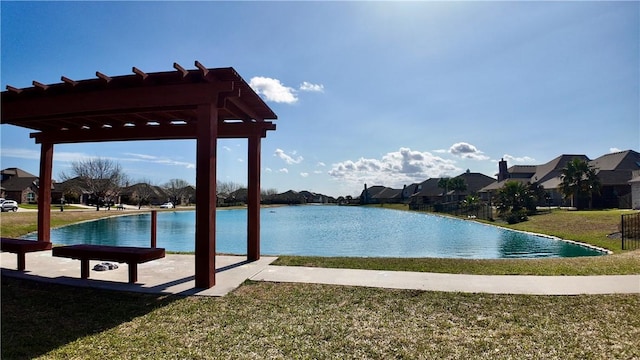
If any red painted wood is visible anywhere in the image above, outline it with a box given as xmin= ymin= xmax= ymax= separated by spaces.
xmin=194 ymin=104 xmax=217 ymax=288
xmin=247 ymin=135 xmax=261 ymax=261
xmin=30 ymin=121 xmax=275 ymax=144
xmin=38 ymin=142 xmax=53 ymax=242
xmin=151 ymin=210 xmax=157 ymax=248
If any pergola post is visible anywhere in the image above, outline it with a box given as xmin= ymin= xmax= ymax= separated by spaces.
xmin=37 ymin=142 xmax=53 ymax=242
xmin=247 ymin=134 xmax=261 ymax=261
xmin=195 ymin=104 xmax=218 ymax=288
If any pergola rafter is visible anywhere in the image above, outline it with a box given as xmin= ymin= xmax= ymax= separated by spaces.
xmin=1 ymin=61 xmax=277 ymax=288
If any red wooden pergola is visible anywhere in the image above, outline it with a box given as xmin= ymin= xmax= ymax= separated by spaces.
xmin=0 ymin=61 xmax=277 ymax=288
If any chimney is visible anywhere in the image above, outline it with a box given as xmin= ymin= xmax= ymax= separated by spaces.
xmin=498 ymin=158 xmax=508 ymax=181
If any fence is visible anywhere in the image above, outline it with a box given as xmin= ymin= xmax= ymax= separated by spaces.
xmin=409 ymin=202 xmax=495 ymax=221
xmin=621 ymin=212 xmax=640 ymax=250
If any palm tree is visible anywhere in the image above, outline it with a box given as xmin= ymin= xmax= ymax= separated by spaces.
xmin=559 ymin=158 xmax=600 ymax=209
xmin=493 ymin=181 xmax=537 ymax=223
xmin=437 ymin=177 xmax=451 ymax=202
xmin=438 ymin=177 xmax=467 ymax=203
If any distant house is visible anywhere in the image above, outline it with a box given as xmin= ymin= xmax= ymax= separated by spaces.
xmin=263 ymin=190 xmax=307 ymax=204
xmin=452 ymin=170 xmax=496 ymax=202
xmin=408 ymin=171 xmax=494 ymax=205
xmin=119 ymin=183 xmax=168 ymax=206
xmin=299 ymin=190 xmax=329 ymax=204
xmin=589 ymin=150 xmax=640 ymax=208
xmin=360 ymin=184 xmax=404 ymax=204
xmin=480 ymin=150 xmax=640 ymax=209
xmin=481 ymin=155 xmax=590 ymax=206
xmin=630 ymin=170 xmax=640 ymax=210
xmin=408 ymin=178 xmax=442 ymax=205
xmin=55 ymin=176 xmax=93 ymax=204
xmin=1 ymin=168 xmax=42 ymax=204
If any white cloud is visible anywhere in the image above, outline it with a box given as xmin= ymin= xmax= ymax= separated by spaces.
xmin=223 ymin=146 xmax=232 ymax=152
xmin=274 ymin=148 xmax=303 ymax=165
xmin=123 ymin=153 xmax=196 ymax=169
xmin=317 ymin=162 xmax=326 ymax=167
xmin=264 ymin=167 xmax=273 ymax=173
xmin=249 ymin=77 xmax=298 ymax=104
xmin=278 ymin=168 xmax=289 ymax=173
xmin=449 ymin=142 xmax=490 ymax=160
xmin=299 ymin=81 xmax=324 ymax=92
xmin=502 ymin=154 xmax=536 ymax=164
xmin=609 ymin=147 xmax=622 ymax=153
xmin=328 ymin=147 xmax=460 ymax=189
xmin=300 ymin=172 xmax=309 ymax=177
xmin=1 ymin=148 xmax=89 ymax=162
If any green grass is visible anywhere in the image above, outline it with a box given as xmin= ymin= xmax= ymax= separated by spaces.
xmin=2 ymin=207 xmax=640 ymax=358
xmin=2 ymin=276 xmax=639 ymax=359
xmin=273 ymin=251 xmax=640 ymax=275
xmin=18 ymin=203 xmax=87 ymax=210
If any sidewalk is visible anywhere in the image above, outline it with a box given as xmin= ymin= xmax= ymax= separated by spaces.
xmin=2 ymin=252 xmax=639 ymax=296
xmin=251 ymin=265 xmax=640 ymax=295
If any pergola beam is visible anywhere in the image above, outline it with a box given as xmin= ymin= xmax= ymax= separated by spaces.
xmin=29 ymin=121 xmax=275 ymax=143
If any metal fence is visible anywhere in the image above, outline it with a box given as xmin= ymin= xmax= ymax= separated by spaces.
xmin=621 ymin=212 xmax=640 ymax=250
xmin=409 ymin=203 xmax=495 ymax=221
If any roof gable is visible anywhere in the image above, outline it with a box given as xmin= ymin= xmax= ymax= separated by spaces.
xmin=531 ymin=154 xmax=589 ymax=184
xmin=1 ymin=167 xmax=37 ymax=179
xmin=590 ymin=150 xmax=640 ymax=171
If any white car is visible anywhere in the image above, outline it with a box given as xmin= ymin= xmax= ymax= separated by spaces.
xmin=159 ymin=202 xmax=174 ymax=208
xmin=1 ymin=200 xmax=19 ymax=212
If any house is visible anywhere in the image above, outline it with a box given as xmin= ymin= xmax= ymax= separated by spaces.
xmin=480 ymin=150 xmax=640 ymax=208
xmin=55 ymin=176 xmax=93 ymax=204
xmin=360 ymin=184 xmax=405 ymax=204
xmin=263 ymin=190 xmax=307 ymax=204
xmin=408 ymin=178 xmax=442 ymax=205
xmin=299 ymin=190 xmax=329 ymax=204
xmin=453 ymin=170 xmax=496 ymax=202
xmin=371 ymin=187 xmax=403 ymax=204
xmin=0 ymin=168 xmax=41 ymax=204
xmin=409 ymin=171 xmax=495 ymax=205
xmin=119 ymin=183 xmax=168 ymax=207
xmin=630 ymin=170 xmax=640 ymax=210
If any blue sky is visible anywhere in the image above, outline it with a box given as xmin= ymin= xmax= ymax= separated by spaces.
xmin=1 ymin=1 xmax=638 ymax=197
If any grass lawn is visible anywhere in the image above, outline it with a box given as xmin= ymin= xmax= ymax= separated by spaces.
xmin=2 ymin=276 xmax=639 ymax=359
xmin=2 ymin=207 xmax=639 ymax=358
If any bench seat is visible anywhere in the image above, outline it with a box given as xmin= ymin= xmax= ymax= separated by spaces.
xmin=52 ymin=244 xmax=165 ymax=283
xmin=1 ymin=238 xmax=52 ymax=270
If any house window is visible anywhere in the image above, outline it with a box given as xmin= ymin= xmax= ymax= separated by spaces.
xmin=27 ymin=192 xmax=35 ymax=203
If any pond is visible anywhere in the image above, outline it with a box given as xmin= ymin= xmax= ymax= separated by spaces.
xmin=26 ymin=205 xmax=605 ymax=258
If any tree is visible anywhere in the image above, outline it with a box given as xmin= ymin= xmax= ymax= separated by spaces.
xmin=163 ymin=179 xmax=191 ymax=206
xmin=131 ymin=179 xmax=158 ymax=209
xmin=494 ymin=181 xmax=534 ymax=224
xmin=437 ymin=177 xmax=451 ymax=201
xmin=217 ymin=180 xmax=244 ymax=198
xmin=261 ymin=188 xmax=279 ymax=197
xmin=559 ymin=158 xmax=600 ymax=209
xmin=438 ymin=177 xmax=467 ymax=202
xmin=461 ymin=194 xmax=481 ymax=214
xmin=60 ymin=158 xmax=128 ymax=211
